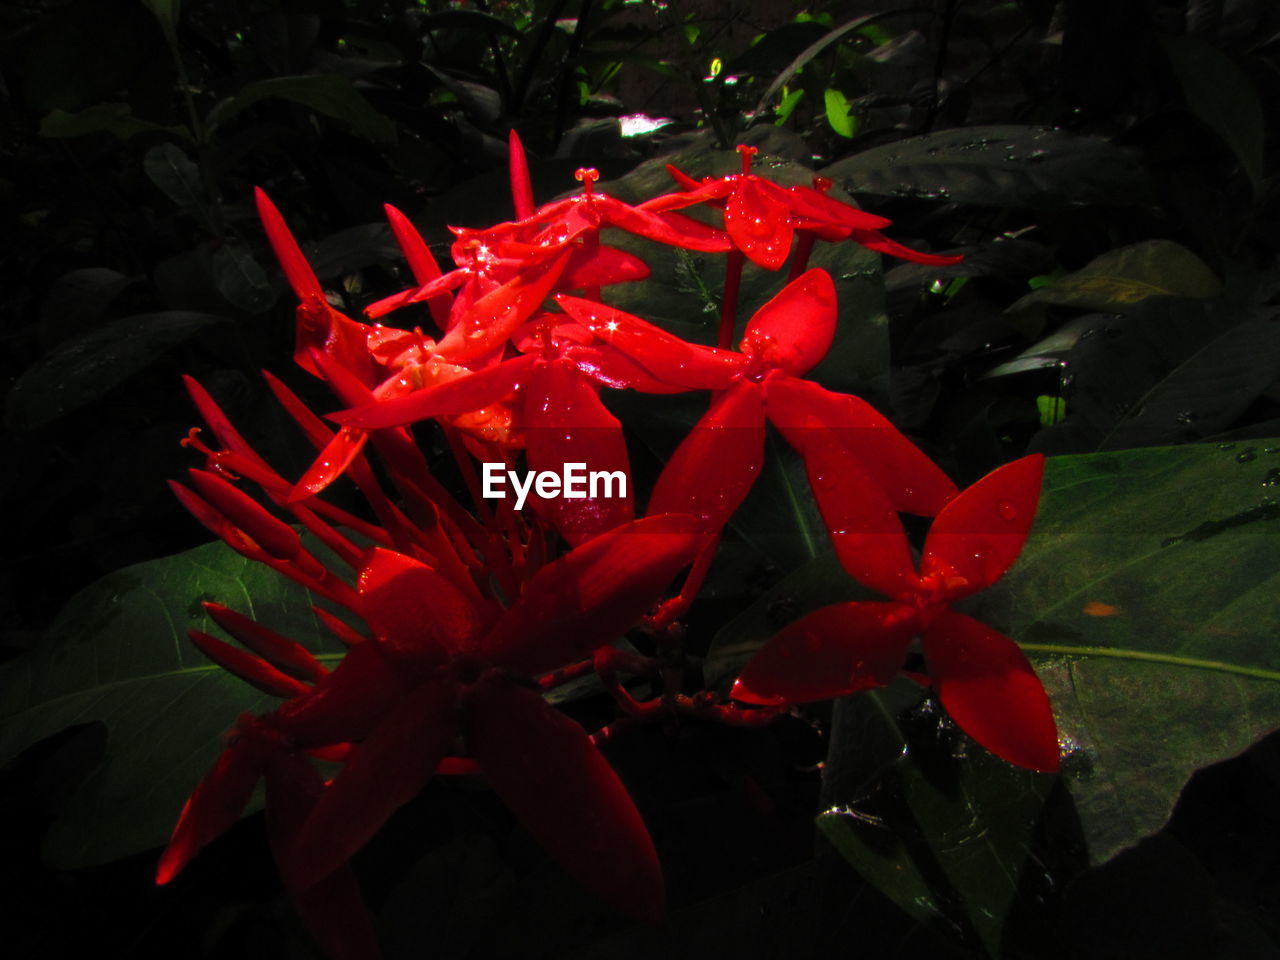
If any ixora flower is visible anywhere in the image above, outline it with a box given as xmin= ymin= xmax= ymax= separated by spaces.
xmin=732 ymin=454 xmax=1059 ymax=773
xmin=158 ymin=515 xmax=706 ymax=949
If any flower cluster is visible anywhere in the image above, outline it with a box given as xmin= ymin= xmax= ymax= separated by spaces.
xmin=160 ymin=134 xmax=1056 ymax=958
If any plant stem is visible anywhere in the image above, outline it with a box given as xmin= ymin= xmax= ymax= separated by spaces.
xmin=1021 ymin=643 xmax=1280 ymax=683
xmin=718 ymin=249 xmax=744 ymax=349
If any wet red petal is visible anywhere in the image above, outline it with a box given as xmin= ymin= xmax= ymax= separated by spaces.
xmin=329 ymin=354 xmax=535 ymax=431
xmin=524 ymin=358 xmax=635 ymax=545
xmin=188 ymin=629 xmax=313 ymax=698
xmin=358 ymin=547 xmax=486 ymax=661
xmin=434 ymin=250 xmax=569 ymax=361
xmin=383 ymin=204 xmax=449 ymax=329
xmin=283 ymin=672 xmax=458 ymax=891
xmin=183 ymin=375 xmax=273 ymax=471
xmin=156 ymin=734 xmax=265 ymax=884
xmin=561 ymin=343 xmax=689 ymax=394
xmin=483 ymin=514 xmax=705 ymax=676
xmin=733 ymin=601 xmax=916 ymax=704
xmin=562 ymin=244 xmax=650 ymax=290
xmin=276 ymin=641 xmax=408 ymax=747
xmin=920 ymin=454 xmax=1044 ymax=598
xmin=255 ymin=187 xmax=325 ymax=301
xmin=765 ymin=376 xmax=958 ymax=517
xmin=648 ymin=381 xmax=764 ymax=531
xmin=464 ymin=677 xmax=663 ymax=924
xmin=596 ymin=195 xmax=731 ymax=253
xmin=289 ymin=426 xmax=370 ymax=501
xmin=923 ymin=610 xmax=1059 ymax=772
xmin=556 ymin=295 xmax=744 ymax=389
xmin=188 ymin=469 xmax=301 ymax=561
xmin=725 ymin=178 xmax=793 ymax=270
xmin=848 ymin=230 xmax=963 ymax=266
xmin=741 ymin=269 xmax=836 ymax=377
xmin=785 ymin=184 xmax=892 ymax=231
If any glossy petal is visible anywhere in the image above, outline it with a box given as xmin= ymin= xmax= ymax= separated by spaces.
xmin=922 ymin=610 xmax=1059 ymax=772
xmin=188 ymin=469 xmax=302 ymax=560
xmin=290 ymin=426 xmax=370 ymax=501
xmin=648 ymin=381 xmax=764 ymax=531
xmin=848 ymin=230 xmax=963 ymax=266
xmin=785 ymin=184 xmax=892 ymax=231
xmin=561 ymin=343 xmax=689 ymax=395
xmin=464 ymin=676 xmax=663 ymax=924
xmin=188 ymin=629 xmax=313 ymax=698
xmin=358 ymin=547 xmax=486 ymax=661
xmin=508 ymin=129 xmax=535 ymax=220
xmin=330 ymin=354 xmax=536 ymax=430
xmin=791 ymin=430 xmax=920 ymax=598
xmin=741 ymin=269 xmax=836 ymax=377
xmin=562 ymin=244 xmax=650 ymax=290
xmin=483 ymin=514 xmax=704 ymax=676
xmin=156 ymin=734 xmax=265 ymax=884
xmin=596 ymin=195 xmax=731 ymax=253
xmin=255 ymin=187 xmax=325 ymax=301
xmin=264 ymin=752 xmax=384 ymax=960
xmin=384 ymin=204 xmax=449 ymax=329
xmin=556 ymin=295 xmax=744 ymax=389
xmin=765 ymin=376 xmax=958 ymax=516
xmin=733 ymin=601 xmax=916 ymax=704
xmin=434 ymin=250 xmax=570 ymax=362
xmin=920 ymin=454 xmax=1044 ymax=599
xmin=725 ymin=178 xmax=793 ymax=269
xmin=524 ymin=358 xmax=635 ymax=545
xmin=283 ymin=671 xmax=458 ymax=891
xmin=183 ymin=375 xmax=273 ymax=471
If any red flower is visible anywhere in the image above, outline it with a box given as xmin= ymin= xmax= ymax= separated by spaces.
xmin=732 ymin=454 xmax=1059 ymax=773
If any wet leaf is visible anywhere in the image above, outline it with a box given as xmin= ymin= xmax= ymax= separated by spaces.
xmin=1161 ymin=35 xmax=1265 ymax=197
xmin=39 ymin=267 xmax=140 ymax=347
xmin=40 ymin=103 xmax=189 ymax=141
xmin=211 ymin=244 xmax=274 ymax=314
xmin=1007 ymin=241 xmax=1221 ymax=315
xmin=143 ymin=143 xmax=216 ymax=233
xmin=822 ymin=126 xmax=1153 ymax=209
xmin=0 ymin=540 xmax=347 ymax=868
xmin=971 ymin=440 xmax=1280 ymax=864
xmin=6 ymin=311 xmax=228 ymax=430
xmin=824 ymin=88 xmax=856 ymax=138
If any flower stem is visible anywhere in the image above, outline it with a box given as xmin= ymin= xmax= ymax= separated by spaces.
xmin=718 ymin=249 xmax=744 ymax=349
xmin=788 ymin=232 xmax=817 ymax=279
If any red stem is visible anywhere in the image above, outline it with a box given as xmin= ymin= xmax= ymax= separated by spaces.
xmin=718 ymin=249 xmax=744 ymax=350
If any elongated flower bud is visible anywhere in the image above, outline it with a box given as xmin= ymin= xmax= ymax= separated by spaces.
xmin=203 ymin=603 xmax=328 ymax=683
xmin=188 ymin=629 xmax=312 ymax=698
xmin=188 ymin=469 xmax=302 ymax=562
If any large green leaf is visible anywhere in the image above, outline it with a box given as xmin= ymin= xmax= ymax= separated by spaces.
xmin=0 ymin=540 xmax=346 ymax=868
xmin=821 ymin=126 xmax=1153 ymax=209
xmin=5 ymin=311 xmax=228 ymax=430
xmin=1006 ymin=240 xmax=1221 ymax=316
xmin=971 ymin=439 xmax=1280 ymax=863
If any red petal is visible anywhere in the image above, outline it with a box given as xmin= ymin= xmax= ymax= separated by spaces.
xmin=357 ymin=547 xmax=486 ymax=661
xmin=923 ymin=611 xmax=1059 ymax=772
xmin=596 ymin=195 xmax=731 ymax=253
xmin=263 ymin=752 xmax=385 ymax=960
xmin=277 ymin=641 xmax=408 ymax=747
xmin=483 ymin=514 xmax=705 ymax=676
xmin=562 ymin=244 xmax=650 ymax=290
xmin=188 ymin=469 xmax=301 ymax=560
xmin=329 ymin=354 xmax=535 ymax=430
xmin=508 ymin=129 xmax=535 ymax=220
xmin=725 ymin=178 xmax=793 ymax=270
xmin=255 ymin=187 xmax=325 ymax=302
xmin=920 ymin=454 xmax=1044 ymax=598
xmin=765 ymin=376 xmax=958 ymax=516
xmin=648 ymin=381 xmax=764 ymax=531
xmin=556 ymin=295 xmax=744 ymax=389
xmin=741 ymin=269 xmax=836 ymax=376
xmin=733 ymin=601 xmax=916 ymax=704
xmin=524 ymin=358 xmax=635 ymax=545
xmin=785 ymin=184 xmax=892 ymax=230
xmin=848 ymin=230 xmax=963 ymax=266
xmin=561 ymin=343 xmax=689 ymax=394
xmin=289 ymin=426 xmax=369 ymax=501
xmin=464 ymin=677 xmax=663 ymax=924
xmin=664 ymin=163 xmax=705 ymax=192
xmin=283 ymin=671 xmax=458 ymax=891
xmin=156 ymin=734 xmax=265 ymax=884
xmin=797 ymin=435 xmax=920 ymax=598
xmin=434 ymin=250 xmax=570 ymax=362
xmin=183 ymin=375 xmax=273 ymax=471
xmin=383 ymin=204 xmax=450 ymax=329
xmin=364 ymin=269 xmax=466 ymax=321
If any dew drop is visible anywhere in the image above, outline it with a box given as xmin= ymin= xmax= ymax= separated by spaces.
xmin=1217 ymin=442 xmax=1237 ymax=451
xmin=997 ymin=501 xmax=1018 ymax=521
xmin=1236 ymin=447 xmax=1258 ymax=463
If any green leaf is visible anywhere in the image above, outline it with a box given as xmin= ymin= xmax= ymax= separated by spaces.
xmin=1036 ymin=394 xmax=1066 ymax=427
xmin=207 ymin=75 xmax=398 ymax=144
xmin=211 ymin=244 xmax=274 ymax=314
xmin=823 ymin=88 xmax=856 ymax=138
xmin=971 ymin=440 xmax=1280 ymax=864
xmin=143 ymin=143 xmax=216 ymax=233
xmin=0 ymin=540 xmax=347 ymax=868
xmin=5 ymin=311 xmax=227 ymax=430
xmin=40 ymin=103 xmax=190 ymax=141
xmin=39 ymin=267 xmax=140 ymax=348
xmin=1161 ymin=35 xmax=1265 ymax=197
xmin=773 ymin=87 xmax=805 ymax=125
xmin=141 ymin=0 xmax=181 ymax=45
xmin=821 ymin=126 xmax=1153 ymax=209
xmin=1007 ymin=241 xmax=1221 ymax=315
